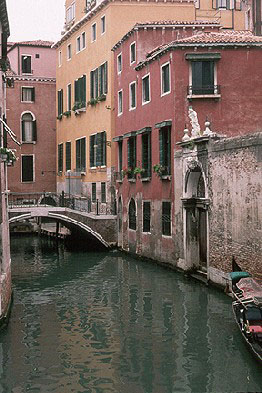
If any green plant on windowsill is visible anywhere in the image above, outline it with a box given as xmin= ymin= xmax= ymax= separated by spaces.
xmin=97 ymin=94 xmax=106 ymax=102
xmin=88 ymin=98 xmax=98 ymax=106
xmin=133 ymin=167 xmax=144 ymax=175
xmin=0 ymin=147 xmax=17 ymax=164
xmin=121 ymin=167 xmax=133 ymax=177
xmin=63 ymin=110 xmax=71 ymax=118
xmin=153 ymin=164 xmax=168 ymax=178
xmin=57 ymin=114 xmax=63 ymax=120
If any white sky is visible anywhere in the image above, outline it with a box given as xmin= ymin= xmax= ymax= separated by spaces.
xmin=6 ymin=0 xmax=65 ymax=43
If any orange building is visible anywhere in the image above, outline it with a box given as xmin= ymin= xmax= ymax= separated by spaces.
xmin=54 ymin=0 xmax=248 ymax=210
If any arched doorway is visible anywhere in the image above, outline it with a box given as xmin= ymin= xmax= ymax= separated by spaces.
xmin=183 ymin=163 xmax=209 ymax=272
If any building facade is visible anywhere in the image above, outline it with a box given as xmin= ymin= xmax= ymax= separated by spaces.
xmin=0 ymin=0 xmax=11 ymax=326
xmin=6 ymin=41 xmax=56 ymax=194
xmin=113 ymin=28 xmax=262 ymax=285
xmin=54 ymin=0 xmax=248 ymax=213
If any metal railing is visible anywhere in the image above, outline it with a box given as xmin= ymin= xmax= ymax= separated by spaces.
xmin=187 ymin=85 xmax=221 ymax=96
xmin=8 ymin=192 xmax=117 ymax=216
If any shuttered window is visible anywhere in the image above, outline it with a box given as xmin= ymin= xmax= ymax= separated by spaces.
xmin=21 ymin=55 xmax=31 ymax=74
xmin=21 ymin=87 xmax=35 ymax=102
xmin=127 ymin=136 xmax=136 ymax=178
xmin=162 ymin=201 xmax=171 ymax=236
xmin=142 ymin=132 xmax=151 ymax=178
xmin=22 ymin=155 xmax=34 ymax=182
xmin=90 ymin=62 xmax=107 ymax=99
xmin=192 ymin=61 xmax=214 ymax=95
xmin=76 ymin=138 xmax=86 ymax=172
xmin=159 ymin=127 xmax=171 ymax=176
xmin=143 ymin=201 xmax=151 ymax=232
xmin=21 ymin=113 xmax=37 ymax=143
xmin=89 ymin=131 xmax=106 ymax=167
xmin=58 ymin=143 xmax=63 ymax=173
xmin=58 ymin=89 xmax=63 ymax=116
xmin=118 ymin=140 xmax=123 ymax=173
xmin=65 ymin=141 xmax=71 ymax=171
xmin=92 ymin=183 xmax=96 ymax=202
xmin=67 ymin=84 xmax=71 ymax=111
xmin=74 ymin=75 xmax=86 ymax=106
xmin=101 ymin=182 xmax=106 ymax=203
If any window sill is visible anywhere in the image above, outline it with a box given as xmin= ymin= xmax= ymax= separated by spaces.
xmin=21 ymin=101 xmax=34 ymax=104
xmin=141 ymin=177 xmax=151 ymax=182
xmin=21 ymin=141 xmax=36 ymax=144
xmin=74 ymin=107 xmax=86 ymax=115
xmin=81 ymin=171 xmax=86 ymax=176
xmin=187 ymin=94 xmax=221 ymax=100
xmin=128 ymin=179 xmax=136 ymax=183
xmin=161 ymin=175 xmax=171 ymax=181
xmin=116 ymin=179 xmax=123 ymax=184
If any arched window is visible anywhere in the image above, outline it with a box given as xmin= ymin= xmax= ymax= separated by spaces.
xmin=21 ymin=112 xmax=37 ymax=143
xmin=128 ymin=198 xmax=136 ymax=230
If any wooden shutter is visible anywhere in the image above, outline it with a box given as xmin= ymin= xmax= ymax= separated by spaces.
xmin=127 ymin=139 xmax=131 ymax=168
xmin=32 ymin=120 xmax=37 ymax=142
xmin=76 ymin=140 xmax=80 ymax=171
xmin=159 ymin=130 xmax=163 ymax=166
xmin=167 ymin=128 xmax=171 ymax=174
xmin=102 ymin=131 xmax=106 ymax=166
xmin=32 ymin=87 xmax=35 ymax=102
xmin=96 ymin=132 xmax=102 ymax=166
xmin=74 ymin=79 xmax=78 ymax=102
xmin=82 ymin=75 xmax=86 ymax=104
xmin=90 ymin=71 xmax=94 ymax=99
xmin=22 ymin=120 xmax=25 ymax=142
xmin=95 ymin=68 xmax=98 ymax=98
xmin=90 ymin=135 xmax=95 ymax=167
xmin=66 ymin=141 xmax=71 ymax=171
xmin=104 ymin=62 xmax=108 ymax=94
xmin=80 ymin=138 xmax=86 ymax=171
xmin=98 ymin=65 xmax=102 ymax=96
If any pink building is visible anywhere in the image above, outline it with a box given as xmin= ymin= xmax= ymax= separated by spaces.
xmin=6 ymin=41 xmax=56 ymax=194
xmin=113 ymin=26 xmax=262 ymax=283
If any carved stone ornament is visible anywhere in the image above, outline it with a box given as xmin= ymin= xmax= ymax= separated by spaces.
xmin=187 ymin=159 xmax=199 ymax=170
xmin=188 ymin=106 xmax=201 ymax=138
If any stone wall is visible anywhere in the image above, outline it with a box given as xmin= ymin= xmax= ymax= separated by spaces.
xmin=0 ymin=266 xmax=11 ymax=326
xmin=208 ymin=133 xmax=262 ymax=279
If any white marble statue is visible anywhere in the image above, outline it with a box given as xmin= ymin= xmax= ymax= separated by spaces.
xmin=188 ymin=106 xmax=201 ymax=138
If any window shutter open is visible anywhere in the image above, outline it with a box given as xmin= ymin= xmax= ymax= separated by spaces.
xmin=95 ymin=68 xmax=98 ymax=98
xmin=104 ymin=62 xmax=108 ymax=94
xmin=32 ymin=87 xmax=35 ymax=102
xmin=96 ymin=132 xmax=102 ymax=167
xmin=159 ymin=130 xmax=163 ymax=166
xmin=167 ymin=128 xmax=171 ymax=173
xmin=102 ymin=131 xmax=106 ymax=166
xmin=33 ymin=120 xmax=37 ymax=142
xmin=22 ymin=120 xmax=25 ymax=141
xmin=80 ymin=138 xmax=86 ymax=171
xmin=90 ymin=71 xmax=94 ymax=99
xmin=82 ymin=75 xmax=86 ymax=104
xmin=98 ymin=66 xmax=102 ymax=96
xmin=90 ymin=135 xmax=95 ymax=167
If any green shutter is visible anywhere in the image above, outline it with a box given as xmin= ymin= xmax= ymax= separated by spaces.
xmin=90 ymin=135 xmax=95 ymax=167
xmin=80 ymin=138 xmax=86 ymax=171
xmin=82 ymin=75 xmax=86 ymax=104
xmin=98 ymin=65 xmax=102 ymax=96
xmin=167 ymin=128 xmax=171 ymax=174
xmin=90 ymin=71 xmax=94 ymax=99
xmin=32 ymin=87 xmax=35 ymax=102
xmin=22 ymin=120 xmax=25 ymax=141
xmin=74 ymin=80 xmax=77 ymax=102
xmin=159 ymin=130 xmax=163 ymax=166
xmin=104 ymin=62 xmax=108 ymax=94
xmin=127 ymin=139 xmax=131 ymax=168
xmin=95 ymin=68 xmax=98 ymax=98
xmin=96 ymin=132 xmax=102 ymax=166
xmin=66 ymin=141 xmax=71 ymax=171
xmin=76 ymin=140 xmax=80 ymax=171
xmin=102 ymin=131 xmax=106 ymax=166
xmin=33 ymin=120 xmax=37 ymax=142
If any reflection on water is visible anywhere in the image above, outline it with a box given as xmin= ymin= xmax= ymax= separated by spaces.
xmin=0 ymin=235 xmax=261 ymax=393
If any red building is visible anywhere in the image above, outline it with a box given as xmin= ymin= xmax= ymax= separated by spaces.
xmin=113 ymin=26 xmax=262 ymax=279
xmin=6 ymin=41 xmax=56 ymax=194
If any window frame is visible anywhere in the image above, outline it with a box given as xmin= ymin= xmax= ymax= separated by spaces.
xmin=75 ymin=137 xmax=86 ymax=173
xmin=118 ymin=89 xmax=123 ymax=116
xmin=65 ymin=141 xmax=71 ymax=171
xmin=130 ymin=41 xmax=136 ymax=65
xmin=92 ymin=182 xmax=97 ymax=202
xmin=142 ymin=73 xmax=151 ymax=105
xmin=91 ymin=23 xmax=97 ymax=42
xmin=67 ymin=43 xmax=72 ymax=60
xmin=81 ymin=31 xmax=86 ymax=50
xmin=142 ymin=201 xmax=151 ymax=233
xmin=128 ymin=198 xmax=136 ymax=230
xmin=21 ymin=111 xmax=37 ymax=144
xmin=76 ymin=36 xmax=81 ymax=53
xmin=21 ymin=54 xmax=32 ymax=74
xmin=129 ymin=81 xmax=136 ymax=111
xmin=117 ymin=53 xmax=122 ymax=74
xmin=58 ymin=143 xmax=63 ymax=173
xmin=58 ymin=51 xmax=62 ymax=67
xmin=21 ymin=154 xmax=34 ymax=183
xmin=101 ymin=182 xmax=106 ymax=203
xmin=161 ymin=61 xmax=171 ymax=97
xmin=21 ymin=86 xmax=35 ymax=103
xmin=89 ymin=131 xmax=107 ymax=168
xmin=67 ymin=83 xmax=72 ymax=111
xmin=101 ymin=15 xmax=106 ymax=35
xmin=162 ymin=201 xmax=172 ymax=237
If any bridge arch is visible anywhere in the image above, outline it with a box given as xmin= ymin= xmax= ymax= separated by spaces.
xmin=9 ymin=210 xmax=110 ymax=250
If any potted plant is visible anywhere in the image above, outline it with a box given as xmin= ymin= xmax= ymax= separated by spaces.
xmin=0 ymin=147 xmax=17 ymax=165
xmin=97 ymin=94 xmax=106 ymax=102
xmin=63 ymin=111 xmax=71 ymax=118
xmin=153 ymin=164 xmax=167 ymax=178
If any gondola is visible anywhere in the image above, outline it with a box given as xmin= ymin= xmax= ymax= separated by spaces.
xmin=230 ymin=271 xmax=262 ymax=363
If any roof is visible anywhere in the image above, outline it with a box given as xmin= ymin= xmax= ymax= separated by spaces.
xmin=53 ymin=0 xmax=195 ymax=49
xmin=0 ymin=0 xmax=10 ymax=36
xmin=136 ymin=30 xmax=262 ymax=69
xmin=112 ymin=20 xmax=220 ymax=50
xmin=8 ymin=40 xmax=54 ymax=51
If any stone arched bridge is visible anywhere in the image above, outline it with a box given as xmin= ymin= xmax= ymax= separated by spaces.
xmin=9 ymin=206 xmax=117 ymax=249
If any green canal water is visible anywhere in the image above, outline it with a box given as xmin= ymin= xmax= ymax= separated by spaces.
xmin=0 ymin=235 xmax=261 ymax=393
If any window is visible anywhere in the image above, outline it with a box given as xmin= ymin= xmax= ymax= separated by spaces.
xmin=101 ymin=16 xmax=106 ymax=34
xmin=143 ymin=201 xmax=151 ymax=232
xmin=129 ymin=198 xmax=136 ymax=230
xmin=67 ymin=84 xmax=71 ymax=111
xmin=118 ymin=90 xmax=123 ymax=115
xmin=58 ymin=51 xmax=62 ymax=67
xmin=21 ymin=113 xmax=37 ymax=143
xmin=90 ymin=62 xmax=108 ymax=99
xmin=92 ymin=183 xmax=96 ymax=202
xmin=66 ymin=141 xmax=71 ymax=171
xmin=129 ymin=81 xmax=136 ymax=110
xmin=35 ymin=54 xmax=40 ymax=59
xmin=118 ymin=140 xmax=123 ymax=174
xmin=142 ymin=74 xmax=150 ymax=104
xmin=58 ymin=144 xmax=63 ymax=173
xmin=81 ymin=32 xmax=86 ymax=49
xmin=191 ymin=61 xmax=215 ymax=95
xmin=21 ymin=87 xmax=35 ymax=102
xmin=127 ymin=135 xmax=136 ymax=179
xmin=162 ymin=201 xmax=171 ymax=236
xmin=159 ymin=126 xmax=171 ymax=176
xmin=130 ymin=42 xmax=136 ymax=64
xmin=101 ymin=182 xmax=106 ymax=203
xmin=21 ymin=55 xmax=32 ymax=73
xmin=67 ymin=44 xmax=72 ymax=60
xmin=76 ymin=36 xmax=81 ymax=53
xmin=90 ymin=131 xmax=107 ymax=167
xmin=217 ymin=0 xmax=229 ymax=8
xmin=91 ymin=23 xmax=96 ymax=42
xmin=74 ymin=75 xmax=86 ymax=107
xmin=66 ymin=2 xmax=75 ymax=23
xmin=161 ymin=62 xmax=170 ymax=96
xmin=22 ymin=155 xmax=34 ymax=182
xmin=142 ymin=132 xmax=151 ymax=178
xmin=117 ymin=53 xmax=122 ymax=74
xmin=58 ymin=89 xmax=63 ymax=116
xmin=76 ymin=137 xmax=86 ymax=172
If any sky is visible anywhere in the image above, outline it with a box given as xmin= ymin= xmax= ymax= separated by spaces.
xmin=6 ymin=0 xmax=65 ymax=43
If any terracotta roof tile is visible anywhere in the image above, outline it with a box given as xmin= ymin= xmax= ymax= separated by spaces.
xmin=8 ymin=40 xmax=53 ymax=48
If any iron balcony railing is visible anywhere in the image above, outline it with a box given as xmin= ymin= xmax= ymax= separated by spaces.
xmin=187 ymin=85 xmax=221 ymax=96
xmin=8 ymin=192 xmax=117 ymax=216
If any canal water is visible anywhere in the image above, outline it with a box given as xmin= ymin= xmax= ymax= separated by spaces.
xmin=0 ymin=235 xmax=261 ymax=393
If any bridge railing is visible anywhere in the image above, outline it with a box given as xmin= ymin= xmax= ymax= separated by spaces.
xmin=8 ymin=192 xmax=117 ymax=216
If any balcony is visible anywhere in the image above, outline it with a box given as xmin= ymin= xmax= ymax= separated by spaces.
xmin=187 ymin=85 xmax=221 ymax=100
